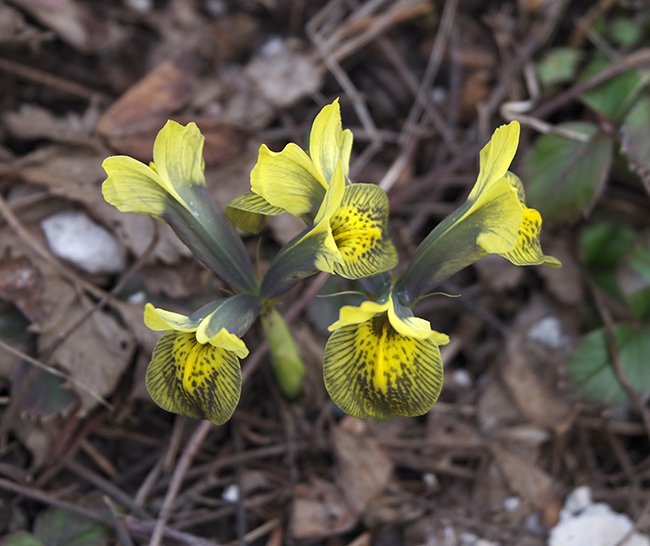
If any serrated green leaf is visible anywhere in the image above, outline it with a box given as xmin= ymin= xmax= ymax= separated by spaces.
xmin=569 ymin=324 xmax=650 ymax=405
xmin=608 ymin=17 xmax=643 ymax=48
xmin=581 ymin=222 xmax=636 ymax=267
xmin=580 ymin=54 xmax=649 ymax=122
xmin=33 ymin=508 xmax=108 ymax=546
xmin=537 ymin=48 xmax=582 ymax=87
xmin=524 ymin=123 xmax=613 ymax=222
xmin=620 ymin=95 xmax=650 ymax=193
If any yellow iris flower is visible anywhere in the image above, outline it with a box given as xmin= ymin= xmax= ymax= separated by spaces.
xmin=324 ymin=293 xmax=449 ymax=419
xmin=143 ymin=295 xmax=258 ymax=425
xmin=102 ymin=120 xmax=256 ymax=292
xmin=395 ymin=121 xmax=560 ymax=304
xmin=230 ymin=100 xmax=397 ymax=286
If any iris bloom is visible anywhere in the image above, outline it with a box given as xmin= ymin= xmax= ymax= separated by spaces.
xmin=228 ymin=100 xmax=397 ymax=294
xmin=395 ymin=121 xmax=560 ymax=305
xmin=324 ymin=292 xmax=449 ymax=419
xmin=144 ymin=295 xmax=259 ymax=425
xmin=102 ymin=120 xmax=257 ymax=292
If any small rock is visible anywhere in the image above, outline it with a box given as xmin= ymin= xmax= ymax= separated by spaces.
xmin=550 ymin=487 xmax=650 ymax=546
xmin=527 ymin=315 xmax=569 ymax=349
xmin=42 ymin=211 xmax=126 ymax=275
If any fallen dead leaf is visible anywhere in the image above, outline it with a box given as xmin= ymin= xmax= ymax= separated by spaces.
xmin=97 ymin=60 xmax=191 ymax=141
xmin=0 ymin=255 xmax=44 ymax=322
xmin=245 ymin=39 xmax=322 ymax=108
xmin=333 ymin=422 xmax=394 ymax=516
xmin=289 ymin=479 xmax=356 ymax=541
xmin=489 ymin=442 xmax=560 ymax=518
xmin=10 ymin=0 xmax=123 ymax=53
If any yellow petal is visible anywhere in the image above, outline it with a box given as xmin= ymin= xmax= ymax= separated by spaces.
xmin=387 ymin=296 xmax=450 ymax=344
xmin=328 ymin=299 xmax=390 ymax=331
xmin=152 ymin=120 xmax=206 ymax=202
xmin=309 ymin=98 xmax=354 ymax=182
xmin=225 ymin=191 xmax=284 ymax=234
xmin=323 ymin=319 xmax=444 ymax=419
xmin=146 ymin=331 xmax=242 ymax=425
xmin=329 ymin=183 xmax=398 ymax=279
xmin=309 ymin=161 xmax=347 ymax=273
xmin=501 ymin=207 xmax=562 ymax=267
xmin=196 ymin=325 xmax=249 ymax=358
xmin=251 ymin=143 xmax=327 ymax=217
xmin=468 ymin=121 xmax=520 ymax=201
xmin=102 ymin=156 xmax=169 ymax=216
xmin=470 ymin=177 xmax=523 ymax=255
xmin=144 ymin=303 xmax=200 ymax=332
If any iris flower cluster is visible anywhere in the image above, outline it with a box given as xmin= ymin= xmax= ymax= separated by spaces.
xmin=102 ymin=99 xmax=560 ymax=424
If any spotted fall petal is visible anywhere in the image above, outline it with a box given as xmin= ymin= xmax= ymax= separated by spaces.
xmin=102 ymin=120 xmax=256 ymax=291
xmin=395 ymin=121 xmax=560 ymax=305
xmin=146 ymin=331 xmax=241 ymax=425
xmin=324 ymin=294 xmax=448 ymax=419
xmin=143 ymin=296 xmax=260 ymax=424
xmin=260 ymin=164 xmax=397 ymax=297
xmin=328 ymin=183 xmax=397 ymax=279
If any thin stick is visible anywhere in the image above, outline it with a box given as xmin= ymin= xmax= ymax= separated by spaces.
xmin=147 ymin=420 xmax=212 ymax=546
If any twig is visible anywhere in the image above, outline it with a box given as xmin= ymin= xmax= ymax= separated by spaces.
xmin=66 ymin=460 xmax=152 ymax=520
xmin=0 ymin=56 xmax=109 ymax=101
xmin=147 ymin=420 xmax=213 ymax=546
xmin=104 ymin=496 xmax=136 ymax=546
xmin=588 ymin=281 xmax=650 ymax=441
xmin=0 ymin=338 xmax=111 ymax=409
xmin=124 ymin=516 xmax=222 ymax=546
xmin=0 ymin=477 xmax=111 ymax=525
xmin=531 ymin=49 xmax=650 ymax=120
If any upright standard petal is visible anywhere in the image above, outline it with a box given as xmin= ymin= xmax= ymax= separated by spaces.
xmin=468 ymin=121 xmax=520 ymax=200
xmin=146 ymin=331 xmax=241 ymax=426
xmin=250 ymin=143 xmax=327 ymax=217
xmin=309 ymin=98 xmax=354 ymax=182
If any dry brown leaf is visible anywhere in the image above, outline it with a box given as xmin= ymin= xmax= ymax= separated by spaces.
xmin=97 ymin=60 xmax=190 ymax=143
xmin=333 ymin=422 xmax=394 ymax=516
xmin=245 ymin=41 xmax=322 ymax=108
xmin=489 ymin=442 xmax=558 ymax=512
xmin=499 ymin=299 xmax=575 ymax=432
xmin=10 ymin=0 xmax=122 ymax=53
xmin=0 ymin=255 xmax=44 ymax=322
xmin=289 ymin=479 xmax=356 ymax=541
xmin=3 ymin=104 xmax=90 ymax=144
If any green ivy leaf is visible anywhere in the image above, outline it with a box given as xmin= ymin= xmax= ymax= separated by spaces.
xmin=569 ymin=324 xmax=650 ymax=405
xmin=32 ymin=508 xmax=108 ymax=546
xmin=537 ymin=48 xmax=582 ymax=87
xmin=608 ymin=17 xmax=643 ymax=48
xmin=620 ymin=95 xmax=650 ymax=193
xmin=580 ymin=222 xmax=636 ymax=299
xmin=524 ymin=123 xmax=613 ymax=222
xmin=2 ymin=531 xmax=44 ymax=546
xmin=579 ymin=54 xmax=648 ymax=122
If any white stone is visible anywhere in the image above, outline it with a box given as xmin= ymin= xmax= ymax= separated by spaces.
xmin=41 ymin=211 xmax=126 ymax=275
xmin=550 ymin=487 xmax=650 ymax=546
xmin=527 ymin=316 xmax=568 ymax=349
xmin=222 ymin=484 xmax=239 ymax=503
